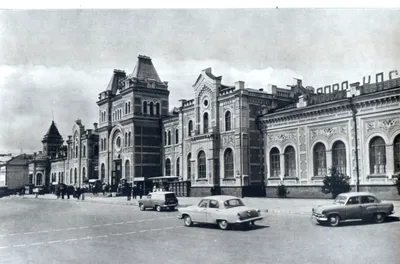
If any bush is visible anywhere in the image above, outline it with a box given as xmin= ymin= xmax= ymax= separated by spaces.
xmin=277 ymin=183 xmax=289 ymax=198
xmin=321 ymin=167 xmax=351 ymax=199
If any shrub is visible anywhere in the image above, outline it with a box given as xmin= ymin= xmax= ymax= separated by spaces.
xmin=321 ymin=167 xmax=351 ymax=199
xmin=277 ymin=183 xmax=289 ymax=198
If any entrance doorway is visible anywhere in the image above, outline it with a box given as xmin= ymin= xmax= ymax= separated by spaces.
xmin=111 ymin=159 xmax=122 ymax=192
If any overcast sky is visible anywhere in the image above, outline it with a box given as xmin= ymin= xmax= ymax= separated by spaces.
xmin=0 ymin=9 xmax=399 ymax=154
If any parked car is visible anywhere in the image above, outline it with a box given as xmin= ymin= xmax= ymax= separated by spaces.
xmin=138 ymin=191 xmax=179 ymax=212
xmin=312 ymin=192 xmax=395 ymax=226
xmin=178 ymin=195 xmax=264 ymax=230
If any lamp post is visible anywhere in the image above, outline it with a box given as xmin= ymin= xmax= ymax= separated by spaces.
xmin=349 ymin=97 xmax=360 ymax=192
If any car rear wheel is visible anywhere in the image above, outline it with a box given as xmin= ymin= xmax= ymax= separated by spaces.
xmin=139 ymin=204 xmax=145 ymax=211
xmin=184 ymin=215 xmax=193 ymax=227
xmin=328 ymin=214 xmax=340 ymax=227
xmin=218 ymin=220 xmax=229 ymax=230
xmin=156 ymin=205 xmax=162 ymax=212
xmin=169 ymin=206 xmax=175 ymax=211
xmin=373 ymin=212 xmax=386 ymax=224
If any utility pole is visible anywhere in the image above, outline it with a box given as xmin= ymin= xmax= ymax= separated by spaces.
xmin=349 ymin=97 xmax=360 ymax=192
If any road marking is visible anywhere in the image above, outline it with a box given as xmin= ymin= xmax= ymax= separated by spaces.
xmin=147 ymin=218 xmax=155 ymax=221
xmin=163 ymin=227 xmax=174 ymax=230
xmin=92 ymin=225 xmax=101 ymax=228
xmin=8 ymin=234 xmax=17 ymax=236
xmin=66 ymin=227 xmax=76 ymax=230
xmin=175 ymin=226 xmax=184 ymax=229
xmin=126 ymin=220 xmax=135 ymax=224
xmin=95 ymin=235 xmax=108 ymax=238
xmin=115 ymin=222 xmax=124 ymax=225
xmin=0 ymin=246 xmax=9 ymax=249
xmin=151 ymin=228 xmax=162 ymax=232
xmin=80 ymin=236 xmax=92 ymax=240
xmin=37 ymin=230 xmax=49 ymax=233
xmin=114 ymin=233 xmax=123 ymax=236
xmin=52 ymin=229 xmax=63 ymax=232
xmin=13 ymin=244 xmax=26 ymax=247
xmin=125 ymin=231 xmax=136 ymax=234
xmin=79 ymin=226 xmax=89 ymax=229
xmin=137 ymin=220 xmax=144 ymax=222
xmin=139 ymin=230 xmax=148 ymax=233
xmin=24 ymin=232 xmax=35 ymax=235
xmin=65 ymin=238 xmax=78 ymax=242
xmin=48 ymin=240 xmax=62 ymax=244
xmin=103 ymin=223 xmax=112 ymax=226
xmin=30 ymin=242 xmax=44 ymax=246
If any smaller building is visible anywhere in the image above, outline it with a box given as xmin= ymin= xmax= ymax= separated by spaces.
xmin=0 ymin=154 xmax=34 ymax=192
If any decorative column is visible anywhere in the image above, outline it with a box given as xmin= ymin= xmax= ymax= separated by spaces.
xmin=386 ymin=144 xmax=394 ymax=179
xmin=326 ymin=150 xmax=332 ymax=176
xmin=280 ymin=153 xmax=285 ymax=180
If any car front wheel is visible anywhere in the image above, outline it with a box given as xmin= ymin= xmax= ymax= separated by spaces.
xmin=184 ymin=215 xmax=193 ymax=227
xmin=156 ymin=205 xmax=162 ymax=212
xmin=218 ymin=220 xmax=229 ymax=230
xmin=139 ymin=204 xmax=145 ymax=211
xmin=328 ymin=214 xmax=340 ymax=227
xmin=373 ymin=213 xmax=386 ymax=224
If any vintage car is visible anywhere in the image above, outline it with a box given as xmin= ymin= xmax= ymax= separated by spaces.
xmin=178 ymin=195 xmax=264 ymax=230
xmin=312 ymin=192 xmax=395 ymax=226
xmin=138 ymin=191 xmax=179 ymax=212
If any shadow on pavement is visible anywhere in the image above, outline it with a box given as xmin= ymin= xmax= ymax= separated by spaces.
xmin=189 ymin=223 xmax=269 ymax=232
xmin=313 ymin=216 xmax=399 ymax=228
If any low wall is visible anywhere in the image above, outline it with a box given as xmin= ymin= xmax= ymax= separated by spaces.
xmin=190 ymin=186 xmax=243 ymax=197
xmin=0 ymin=187 xmax=8 ymax=197
xmin=265 ymin=185 xmax=400 ymax=200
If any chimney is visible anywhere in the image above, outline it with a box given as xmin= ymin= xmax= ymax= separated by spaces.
xmin=235 ymin=81 xmax=245 ymax=90
xmin=93 ymin=123 xmax=98 ymax=130
xmin=297 ymin=79 xmax=302 ymax=88
xmin=202 ymin=68 xmax=212 ymax=74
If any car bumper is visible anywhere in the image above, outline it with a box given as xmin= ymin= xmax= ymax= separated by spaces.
xmin=312 ymin=213 xmax=328 ymax=222
xmin=235 ymin=216 xmax=264 ymax=223
xmin=161 ymin=204 xmax=178 ymax=208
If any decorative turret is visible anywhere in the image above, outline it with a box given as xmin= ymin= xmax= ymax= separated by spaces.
xmin=41 ymin=121 xmax=64 ymax=158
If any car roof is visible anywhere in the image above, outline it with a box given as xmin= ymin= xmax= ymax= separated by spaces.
xmin=200 ymin=195 xmax=241 ymax=202
xmin=149 ymin=191 xmax=175 ymax=195
xmin=337 ymin=192 xmax=377 ymax=197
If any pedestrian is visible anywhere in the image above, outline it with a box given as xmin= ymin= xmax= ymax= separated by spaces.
xmin=210 ymin=186 xmax=215 ymax=196
xmin=132 ymin=185 xmax=137 ymax=199
xmin=139 ymin=185 xmax=143 ymax=199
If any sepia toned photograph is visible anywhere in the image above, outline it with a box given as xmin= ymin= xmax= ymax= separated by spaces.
xmin=0 ymin=4 xmax=399 ymax=264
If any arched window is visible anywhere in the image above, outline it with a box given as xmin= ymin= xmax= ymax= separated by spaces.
xmin=188 ymin=120 xmax=193 ymax=137
xmin=150 ymin=102 xmax=154 ymax=116
xmin=225 ymin=111 xmax=231 ymax=131
xmin=104 ymin=138 xmax=107 ymax=150
xmin=125 ymin=132 xmax=128 ymax=147
xmin=314 ymin=143 xmax=327 ymax=176
xmin=112 ymin=112 xmax=115 ymax=121
xmin=101 ymin=163 xmax=105 ymax=182
xmin=175 ymin=129 xmax=179 ymax=144
xmin=167 ymin=131 xmax=171 ymax=145
xmin=70 ymin=169 xmax=73 ymax=184
xmin=128 ymin=132 xmax=131 ymax=146
xmin=198 ymin=151 xmax=206 ymax=178
xmin=270 ymin=147 xmax=280 ymax=177
xmin=61 ymin=172 xmax=64 ymax=184
xmin=128 ymin=101 xmax=131 ymax=113
xmin=82 ymin=167 xmax=86 ymax=182
xmin=75 ymin=146 xmax=78 ymax=158
xmin=284 ymin=146 xmax=296 ymax=177
xmin=74 ymin=168 xmax=78 ymax=184
xmin=156 ymin=102 xmax=160 ymax=115
xmin=176 ymin=157 xmax=180 ymax=176
xmin=187 ymin=153 xmax=192 ymax=179
xmin=143 ymin=101 xmax=148 ymax=114
xmin=165 ymin=159 xmax=171 ymax=176
xmin=125 ymin=103 xmax=127 ymax=114
xmin=100 ymin=139 xmax=103 ymax=151
xmin=224 ymin=148 xmax=234 ymax=178
xmin=203 ymin=113 xmax=209 ymax=134
xmin=36 ymin=173 xmax=43 ymax=186
xmin=125 ymin=160 xmax=131 ymax=182
xmin=369 ymin=136 xmax=386 ymax=174
xmin=83 ymin=145 xmax=86 ymax=157
xmin=395 ymin=134 xmax=400 ymax=173
xmin=164 ymin=131 xmax=167 ymax=146
xmin=332 ymin=141 xmax=346 ymax=175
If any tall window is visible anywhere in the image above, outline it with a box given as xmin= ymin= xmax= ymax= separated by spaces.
xmin=125 ymin=132 xmax=128 ymax=147
xmin=75 ymin=146 xmax=78 ymax=158
xmin=395 ymin=134 xmax=400 ymax=173
xmin=83 ymin=145 xmax=86 ymax=157
xmin=165 ymin=159 xmax=171 ymax=176
xmin=125 ymin=160 xmax=131 ymax=182
xmin=187 ymin=153 xmax=192 ymax=179
xmin=74 ymin=168 xmax=78 ymax=184
xmin=270 ymin=147 xmax=280 ymax=177
xmin=150 ymin=102 xmax=154 ymax=116
xmin=369 ymin=136 xmax=386 ymax=174
xmin=167 ymin=131 xmax=171 ymax=145
xmin=36 ymin=173 xmax=43 ymax=186
xmin=82 ymin=167 xmax=86 ymax=182
xmin=164 ymin=131 xmax=167 ymax=146
xmin=225 ymin=111 xmax=231 ymax=131
xmin=198 ymin=151 xmax=206 ymax=178
xmin=70 ymin=169 xmax=73 ymax=184
xmin=175 ymin=129 xmax=179 ymax=144
xmin=314 ymin=143 xmax=327 ymax=176
xmin=176 ymin=158 xmax=180 ymax=177
xmin=332 ymin=141 xmax=346 ymax=175
xmin=143 ymin=101 xmax=148 ymax=114
xmin=156 ymin=102 xmax=160 ymax=116
xmin=188 ymin=120 xmax=193 ymax=136
xmin=128 ymin=132 xmax=131 ymax=146
xmin=60 ymin=172 xmax=64 ymax=184
xmin=284 ymin=146 xmax=296 ymax=177
xmin=101 ymin=163 xmax=105 ymax=182
xmin=203 ymin=113 xmax=209 ymax=134
xmin=224 ymin=148 xmax=234 ymax=178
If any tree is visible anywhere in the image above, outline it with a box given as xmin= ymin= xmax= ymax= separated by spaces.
xmin=321 ymin=167 xmax=351 ymax=199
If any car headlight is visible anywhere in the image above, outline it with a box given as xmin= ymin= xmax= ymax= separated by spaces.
xmin=237 ymin=213 xmax=241 ymax=220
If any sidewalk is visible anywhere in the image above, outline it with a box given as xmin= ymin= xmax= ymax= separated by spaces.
xmin=5 ymin=194 xmax=400 ymax=218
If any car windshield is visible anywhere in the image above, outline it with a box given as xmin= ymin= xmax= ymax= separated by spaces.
xmin=333 ymin=195 xmax=347 ymax=204
xmin=223 ymin=199 xmax=245 ymax=209
xmin=165 ymin=193 xmax=176 ymax=199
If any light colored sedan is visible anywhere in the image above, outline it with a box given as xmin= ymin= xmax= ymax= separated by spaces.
xmin=178 ymin=195 xmax=265 ymax=230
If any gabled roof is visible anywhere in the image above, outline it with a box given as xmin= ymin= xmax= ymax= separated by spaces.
xmin=131 ymin=55 xmax=161 ymax=82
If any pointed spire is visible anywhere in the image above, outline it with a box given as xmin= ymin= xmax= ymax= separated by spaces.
xmin=131 ymin=55 xmax=162 ymax=82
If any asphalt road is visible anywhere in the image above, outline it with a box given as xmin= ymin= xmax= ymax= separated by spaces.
xmin=0 ymin=198 xmax=399 ymax=264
